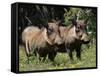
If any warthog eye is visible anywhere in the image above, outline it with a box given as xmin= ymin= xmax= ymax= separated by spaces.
xmin=47 ymin=28 xmax=54 ymax=35
xmin=76 ymin=27 xmax=80 ymax=33
xmin=79 ymin=34 xmax=82 ymax=38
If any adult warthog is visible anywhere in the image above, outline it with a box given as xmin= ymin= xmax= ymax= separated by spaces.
xmin=48 ymin=19 xmax=90 ymax=61
xmin=22 ymin=22 xmax=63 ymax=62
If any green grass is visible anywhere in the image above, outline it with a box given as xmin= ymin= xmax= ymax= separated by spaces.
xmin=19 ymin=44 xmax=96 ymax=71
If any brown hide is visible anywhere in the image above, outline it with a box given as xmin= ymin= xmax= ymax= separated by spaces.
xmin=22 ymin=21 xmax=63 ymax=62
xmin=48 ymin=20 xmax=90 ymax=61
xmin=22 ymin=26 xmax=53 ymax=62
xmin=48 ymin=22 xmax=63 ymax=45
xmin=58 ymin=20 xmax=90 ymax=60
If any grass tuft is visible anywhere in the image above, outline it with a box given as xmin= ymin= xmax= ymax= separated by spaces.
xmin=19 ymin=44 xmax=96 ymax=71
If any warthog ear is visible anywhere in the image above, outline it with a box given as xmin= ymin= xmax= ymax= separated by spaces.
xmin=51 ymin=19 xmax=61 ymax=26
xmin=51 ymin=19 xmax=57 ymax=23
xmin=56 ymin=20 xmax=61 ymax=25
xmin=42 ymin=28 xmax=53 ymax=45
xmin=71 ymin=19 xmax=77 ymax=26
xmin=69 ymin=15 xmax=77 ymax=26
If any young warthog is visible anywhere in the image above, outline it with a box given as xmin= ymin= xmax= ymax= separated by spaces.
xmin=48 ymin=19 xmax=90 ymax=61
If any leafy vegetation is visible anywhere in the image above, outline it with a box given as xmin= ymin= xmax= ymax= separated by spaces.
xmin=63 ymin=7 xmax=97 ymax=38
xmin=18 ymin=5 xmax=97 ymax=72
xmin=19 ymin=43 xmax=96 ymax=71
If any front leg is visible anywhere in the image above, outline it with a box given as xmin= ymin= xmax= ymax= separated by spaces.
xmin=66 ymin=48 xmax=73 ymax=60
xmin=65 ymin=43 xmax=73 ymax=60
xmin=76 ymin=47 xmax=81 ymax=60
xmin=48 ymin=51 xmax=57 ymax=62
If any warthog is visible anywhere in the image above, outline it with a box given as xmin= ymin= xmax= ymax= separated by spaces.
xmin=48 ymin=19 xmax=90 ymax=61
xmin=22 ymin=26 xmax=52 ymax=62
xmin=22 ymin=21 xmax=63 ymax=62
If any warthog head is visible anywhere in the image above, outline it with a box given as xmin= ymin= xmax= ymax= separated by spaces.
xmin=47 ymin=21 xmax=63 ymax=45
xmin=72 ymin=19 xmax=90 ymax=44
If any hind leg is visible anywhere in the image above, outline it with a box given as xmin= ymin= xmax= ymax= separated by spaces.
xmin=33 ymin=48 xmax=37 ymax=57
xmin=25 ymin=40 xmax=30 ymax=63
xmin=36 ymin=48 xmax=44 ymax=62
xmin=42 ymin=52 xmax=48 ymax=62
xmin=37 ymin=49 xmax=48 ymax=62
xmin=33 ymin=50 xmax=37 ymax=56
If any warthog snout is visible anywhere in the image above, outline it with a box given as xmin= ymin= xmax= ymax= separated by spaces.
xmin=81 ymin=33 xmax=90 ymax=44
xmin=54 ymin=34 xmax=63 ymax=45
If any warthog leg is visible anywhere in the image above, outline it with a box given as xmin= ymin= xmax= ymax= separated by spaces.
xmin=66 ymin=48 xmax=73 ymax=60
xmin=76 ymin=46 xmax=81 ymax=60
xmin=36 ymin=48 xmax=48 ymax=62
xmin=65 ymin=43 xmax=73 ymax=60
xmin=69 ymin=51 xmax=73 ymax=60
xmin=25 ymin=40 xmax=30 ymax=63
xmin=48 ymin=51 xmax=57 ymax=61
